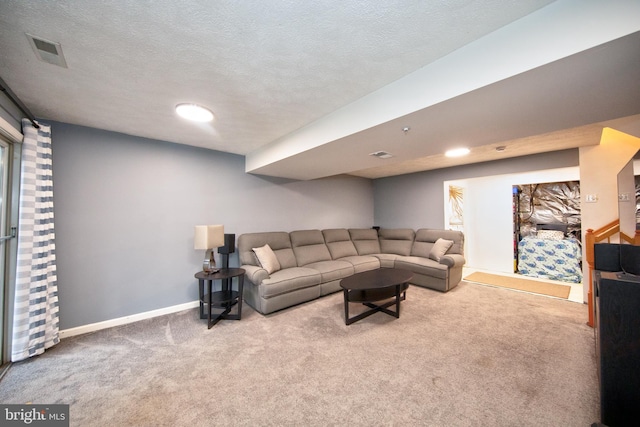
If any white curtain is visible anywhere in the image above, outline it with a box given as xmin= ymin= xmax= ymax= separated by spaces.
xmin=11 ymin=119 xmax=59 ymax=362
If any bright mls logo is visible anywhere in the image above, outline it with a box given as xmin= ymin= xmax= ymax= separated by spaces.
xmin=1 ymin=405 xmax=69 ymax=426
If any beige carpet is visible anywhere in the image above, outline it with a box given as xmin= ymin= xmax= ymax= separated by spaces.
xmin=464 ymin=271 xmax=571 ymax=299
xmin=0 ymin=282 xmax=597 ymax=426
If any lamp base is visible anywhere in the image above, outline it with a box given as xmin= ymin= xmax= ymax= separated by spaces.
xmin=203 ymin=249 xmax=219 ymax=274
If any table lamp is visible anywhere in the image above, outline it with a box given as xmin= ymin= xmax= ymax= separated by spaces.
xmin=194 ymin=225 xmax=225 ymax=273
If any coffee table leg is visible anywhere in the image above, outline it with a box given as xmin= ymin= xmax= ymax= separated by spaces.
xmin=343 ymin=289 xmax=350 ymax=325
xmin=343 ymin=283 xmax=410 ymax=325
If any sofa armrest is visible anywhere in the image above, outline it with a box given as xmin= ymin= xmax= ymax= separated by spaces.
xmin=241 ymin=265 xmax=269 ymax=285
xmin=439 ymin=254 xmax=465 ymax=268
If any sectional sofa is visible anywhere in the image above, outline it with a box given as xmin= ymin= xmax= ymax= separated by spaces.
xmin=238 ymin=228 xmax=465 ymax=315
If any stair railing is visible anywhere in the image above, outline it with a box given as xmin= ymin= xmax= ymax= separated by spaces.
xmin=585 ymin=220 xmax=640 ymax=327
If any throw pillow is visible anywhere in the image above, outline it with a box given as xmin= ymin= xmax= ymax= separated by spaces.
xmin=252 ymin=244 xmax=281 ymax=274
xmin=537 ymin=230 xmax=565 ymax=240
xmin=429 ymin=238 xmax=454 ymax=262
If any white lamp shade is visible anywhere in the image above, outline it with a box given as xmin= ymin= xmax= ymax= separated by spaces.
xmin=194 ymin=225 xmax=225 ymax=250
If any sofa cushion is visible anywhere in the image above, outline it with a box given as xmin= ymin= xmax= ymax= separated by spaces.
xmin=322 ymin=229 xmax=358 ymax=259
xmin=260 ymin=267 xmax=322 ymax=298
xmin=238 ymin=232 xmax=297 ymax=269
xmin=252 ymin=244 xmax=281 ymax=274
xmin=378 ymin=228 xmax=415 ymax=256
xmin=304 ymin=260 xmax=354 ymax=283
xmin=290 ymin=230 xmax=332 ymax=266
xmin=394 ymin=256 xmax=449 ymax=279
xmin=349 ymin=228 xmax=381 ymax=255
xmin=338 ymin=255 xmax=380 ymax=273
xmin=429 ymin=238 xmax=454 ymax=262
xmin=373 ymin=253 xmax=398 ymax=268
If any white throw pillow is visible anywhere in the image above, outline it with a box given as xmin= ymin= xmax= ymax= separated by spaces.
xmin=429 ymin=238 xmax=454 ymax=262
xmin=252 ymin=244 xmax=281 ymax=274
xmin=537 ymin=230 xmax=565 ymax=240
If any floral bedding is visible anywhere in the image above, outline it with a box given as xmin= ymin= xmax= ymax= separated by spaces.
xmin=517 ymin=237 xmax=582 ymax=283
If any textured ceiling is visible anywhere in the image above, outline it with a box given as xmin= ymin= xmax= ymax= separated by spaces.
xmin=0 ymin=2 xmax=555 ymax=149
xmin=1 ymin=1 xmax=639 ymax=180
xmin=251 ymin=29 xmax=640 ymax=179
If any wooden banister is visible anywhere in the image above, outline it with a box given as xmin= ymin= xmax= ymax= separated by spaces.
xmin=585 ymin=220 xmax=619 ymax=328
xmin=620 ymin=229 xmax=640 ymax=245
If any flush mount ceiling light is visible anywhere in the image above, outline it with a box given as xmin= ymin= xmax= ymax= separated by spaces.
xmin=445 ymin=147 xmax=470 ymax=158
xmin=369 ymin=151 xmax=393 ymax=159
xmin=175 ymin=103 xmax=214 ymax=122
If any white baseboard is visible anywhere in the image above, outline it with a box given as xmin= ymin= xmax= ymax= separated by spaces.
xmin=59 ymin=301 xmax=200 ymax=339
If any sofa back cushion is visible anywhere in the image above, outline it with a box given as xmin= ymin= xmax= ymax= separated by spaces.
xmin=348 ymin=229 xmax=381 ymax=255
xmin=322 ymin=229 xmax=358 ymax=259
xmin=378 ymin=228 xmax=415 ymax=256
xmin=411 ymin=229 xmax=464 ymax=258
xmin=290 ymin=230 xmax=332 ymax=266
xmin=238 ymin=232 xmax=297 ymax=269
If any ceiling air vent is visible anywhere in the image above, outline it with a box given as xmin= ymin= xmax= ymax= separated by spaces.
xmin=369 ymin=151 xmax=393 ymax=159
xmin=26 ymin=34 xmax=68 ymax=68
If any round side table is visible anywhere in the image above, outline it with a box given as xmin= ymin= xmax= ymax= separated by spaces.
xmin=195 ymin=268 xmax=245 ymax=329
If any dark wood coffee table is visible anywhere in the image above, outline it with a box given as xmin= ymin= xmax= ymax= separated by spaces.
xmin=340 ymin=268 xmax=413 ymax=325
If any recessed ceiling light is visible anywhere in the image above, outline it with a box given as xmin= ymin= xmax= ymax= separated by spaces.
xmin=175 ymin=103 xmax=214 ymax=122
xmin=445 ymin=147 xmax=470 ymax=158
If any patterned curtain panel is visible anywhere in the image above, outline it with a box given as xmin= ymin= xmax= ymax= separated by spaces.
xmin=11 ymin=120 xmax=59 ymax=362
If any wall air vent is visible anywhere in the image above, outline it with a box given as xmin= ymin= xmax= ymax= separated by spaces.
xmin=369 ymin=151 xmax=393 ymax=159
xmin=26 ymin=34 xmax=68 ymax=68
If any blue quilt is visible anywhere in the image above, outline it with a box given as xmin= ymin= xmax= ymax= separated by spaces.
xmin=517 ymin=237 xmax=582 ymax=283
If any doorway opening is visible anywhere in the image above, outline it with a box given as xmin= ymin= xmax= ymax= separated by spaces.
xmin=513 ymin=181 xmax=582 ymax=284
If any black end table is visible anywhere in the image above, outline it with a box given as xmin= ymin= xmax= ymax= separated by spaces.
xmin=340 ymin=268 xmax=413 ymax=325
xmin=195 ymin=268 xmax=245 ymax=329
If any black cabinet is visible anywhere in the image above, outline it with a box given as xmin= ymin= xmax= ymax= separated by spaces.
xmin=594 ymin=271 xmax=640 ymax=426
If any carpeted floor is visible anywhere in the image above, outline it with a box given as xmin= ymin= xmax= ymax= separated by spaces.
xmin=464 ymin=271 xmax=572 ymax=299
xmin=0 ymin=281 xmax=600 ymax=426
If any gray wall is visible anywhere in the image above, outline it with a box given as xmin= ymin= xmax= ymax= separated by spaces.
xmin=51 ymin=122 xmax=374 ymax=329
xmin=51 ymin=120 xmax=581 ymax=329
xmin=373 ymin=149 xmax=579 ymax=228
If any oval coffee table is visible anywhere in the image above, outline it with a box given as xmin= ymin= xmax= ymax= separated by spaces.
xmin=340 ymin=268 xmax=413 ymax=325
